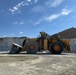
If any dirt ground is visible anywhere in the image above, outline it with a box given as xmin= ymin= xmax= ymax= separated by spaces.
xmin=0 ymin=53 xmax=76 ymax=75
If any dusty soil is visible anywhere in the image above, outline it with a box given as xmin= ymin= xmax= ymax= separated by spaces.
xmin=0 ymin=56 xmax=38 ymax=63
xmin=0 ymin=53 xmax=76 ymax=75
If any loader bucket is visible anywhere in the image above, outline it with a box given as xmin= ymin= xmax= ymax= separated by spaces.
xmin=9 ymin=43 xmax=22 ymax=54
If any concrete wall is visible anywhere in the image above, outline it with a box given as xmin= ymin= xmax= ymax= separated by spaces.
xmin=0 ymin=37 xmax=25 ymax=51
xmin=70 ymin=38 xmax=76 ymax=53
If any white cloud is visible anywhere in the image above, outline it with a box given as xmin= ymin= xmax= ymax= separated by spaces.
xmin=34 ymin=21 xmax=40 ymax=25
xmin=13 ymin=21 xmax=24 ymax=25
xmin=51 ymin=0 xmax=64 ymax=7
xmin=34 ymin=19 xmax=43 ymax=25
xmin=9 ymin=9 xmax=15 ymax=14
xmin=13 ymin=6 xmax=18 ymax=10
xmin=20 ymin=22 xmax=24 ymax=25
xmin=32 ymin=0 xmax=63 ymax=13
xmin=34 ymin=16 xmax=46 ymax=25
xmin=45 ymin=0 xmax=64 ymax=7
xmin=32 ymin=6 xmax=44 ymax=13
xmin=34 ymin=14 xmax=60 ymax=24
xmin=28 ymin=0 xmax=31 ymax=2
xmin=45 ymin=8 xmax=71 ymax=22
xmin=45 ymin=14 xmax=60 ymax=22
xmin=9 ymin=0 xmax=32 ymax=14
xmin=20 ymin=32 xmax=23 ymax=34
xmin=23 ymin=3 xmax=29 ymax=6
xmin=34 ymin=0 xmax=38 ymax=3
xmin=34 ymin=8 xmax=72 ymax=24
xmin=13 ymin=21 xmax=18 ymax=24
xmin=61 ymin=8 xmax=72 ymax=15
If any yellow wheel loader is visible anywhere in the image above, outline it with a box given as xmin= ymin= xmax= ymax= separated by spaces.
xmin=9 ymin=32 xmax=70 ymax=54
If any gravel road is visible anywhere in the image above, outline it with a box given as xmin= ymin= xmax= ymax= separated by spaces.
xmin=0 ymin=53 xmax=76 ymax=75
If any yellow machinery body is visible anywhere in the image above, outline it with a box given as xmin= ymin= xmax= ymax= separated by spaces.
xmin=9 ymin=32 xmax=70 ymax=54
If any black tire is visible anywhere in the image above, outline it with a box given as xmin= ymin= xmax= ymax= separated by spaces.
xmin=26 ymin=41 xmax=38 ymax=54
xmin=49 ymin=42 xmax=64 ymax=54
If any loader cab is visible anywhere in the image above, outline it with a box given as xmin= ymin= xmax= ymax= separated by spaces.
xmin=38 ymin=32 xmax=48 ymax=50
xmin=40 ymin=32 xmax=48 ymax=39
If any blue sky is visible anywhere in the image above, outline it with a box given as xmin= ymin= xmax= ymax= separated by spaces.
xmin=0 ymin=0 xmax=76 ymax=37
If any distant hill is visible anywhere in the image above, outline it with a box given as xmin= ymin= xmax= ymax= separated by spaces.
xmin=52 ymin=27 xmax=76 ymax=39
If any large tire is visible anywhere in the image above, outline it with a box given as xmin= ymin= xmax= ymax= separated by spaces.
xmin=26 ymin=41 xmax=38 ymax=54
xmin=49 ymin=42 xmax=64 ymax=54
